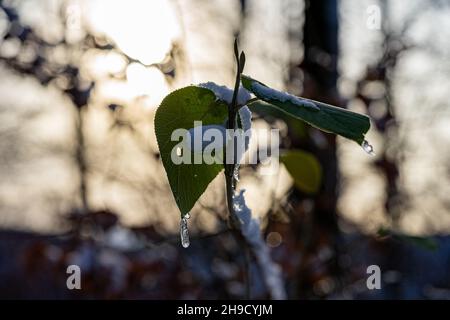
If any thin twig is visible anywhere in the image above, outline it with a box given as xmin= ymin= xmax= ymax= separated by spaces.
xmin=223 ymin=39 xmax=252 ymax=299
xmin=224 ymin=39 xmax=244 ymax=229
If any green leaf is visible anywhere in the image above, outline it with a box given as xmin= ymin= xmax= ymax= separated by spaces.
xmin=248 ymin=100 xmax=291 ymax=122
xmin=281 ymin=150 xmax=322 ymax=194
xmin=248 ymin=101 xmax=309 ymax=140
xmin=377 ymin=228 xmax=439 ymax=251
xmin=242 ymin=75 xmax=370 ymax=144
xmin=155 ymin=86 xmax=228 ymax=216
xmin=400 ymin=235 xmax=438 ymax=251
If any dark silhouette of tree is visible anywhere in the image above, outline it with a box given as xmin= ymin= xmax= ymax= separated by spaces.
xmin=287 ymin=0 xmax=342 ymax=298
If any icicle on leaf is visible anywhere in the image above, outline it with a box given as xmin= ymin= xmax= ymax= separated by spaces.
xmin=241 ymin=75 xmax=371 ymax=145
xmin=180 ymin=216 xmax=190 ymax=248
xmin=361 ymin=140 xmax=375 ymax=155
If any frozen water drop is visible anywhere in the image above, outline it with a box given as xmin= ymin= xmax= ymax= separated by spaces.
xmin=233 ymin=164 xmax=240 ymax=182
xmin=361 ymin=140 xmax=375 ymax=156
xmin=180 ymin=217 xmax=190 ymax=248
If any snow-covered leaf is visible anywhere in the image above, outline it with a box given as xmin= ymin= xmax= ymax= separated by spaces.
xmin=241 ymin=75 xmax=370 ymax=144
xmin=155 ymin=86 xmax=228 ymax=216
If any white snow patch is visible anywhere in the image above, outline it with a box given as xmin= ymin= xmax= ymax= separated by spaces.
xmin=185 ymin=106 xmax=252 ymax=164
xmin=236 ymin=105 xmax=252 ymax=155
xmin=186 ymin=124 xmax=227 ymax=152
xmin=251 ymin=82 xmax=320 ymax=111
xmin=198 ymin=82 xmax=251 ymax=105
xmin=238 ymin=105 xmax=252 ymax=132
xmin=232 ymin=189 xmax=286 ymax=299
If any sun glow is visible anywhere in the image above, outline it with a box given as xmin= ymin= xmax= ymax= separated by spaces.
xmin=126 ymin=62 xmax=169 ymax=105
xmin=84 ymin=0 xmax=180 ymax=65
xmin=81 ymin=0 xmax=180 ymax=107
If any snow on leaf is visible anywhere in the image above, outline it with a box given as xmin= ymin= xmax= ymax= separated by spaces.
xmin=198 ymin=82 xmax=251 ymax=105
xmin=238 ymin=105 xmax=252 ymax=132
xmin=251 ymin=81 xmax=319 ymax=111
xmin=241 ymin=74 xmax=371 ymax=145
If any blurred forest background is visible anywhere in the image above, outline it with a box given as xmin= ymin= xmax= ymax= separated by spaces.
xmin=0 ymin=0 xmax=449 ymax=299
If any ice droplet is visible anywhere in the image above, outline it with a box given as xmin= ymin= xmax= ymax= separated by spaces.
xmin=180 ymin=217 xmax=190 ymax=248
xmin=233 ymin=164 xmax=240 ymax=182
xmin=361 ymin=140 xmax=375 ymax=156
